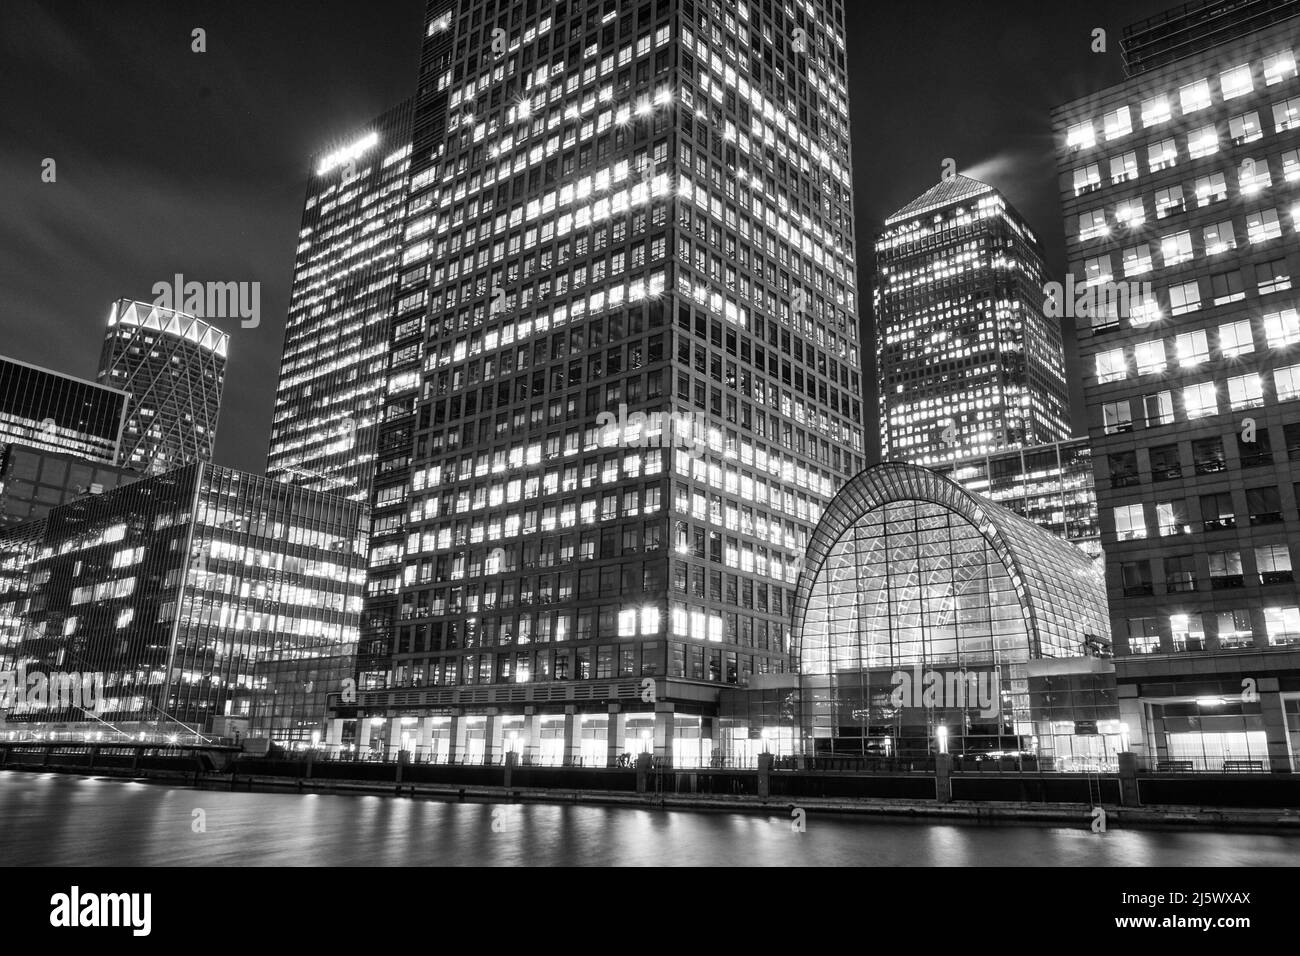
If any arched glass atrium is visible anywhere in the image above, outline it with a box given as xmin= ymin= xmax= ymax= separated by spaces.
xmin=790 ymin=463 xmax=1111 ymax=764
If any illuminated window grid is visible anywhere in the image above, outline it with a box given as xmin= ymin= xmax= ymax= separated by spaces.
xmin=1057 ymin=14 xmax=1300 ymax=655
xmin=268 ymin=100 xmax=416 ymax=504
xmin=875 ymin=179 xmax=1072 ymax=470
xmin=355 ymin=0 xmax=865 ymax=697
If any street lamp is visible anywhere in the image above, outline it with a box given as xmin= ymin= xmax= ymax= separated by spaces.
xmin=936 ymin=725 xmax=949 ymax=755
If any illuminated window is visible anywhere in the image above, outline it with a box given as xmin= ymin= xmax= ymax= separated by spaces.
xmin=618 ymin=608 xmax=637 ymax=637
xmin=1182 ymin=381 xmax=1218 ymax=420
xmin=1109 ymin=150 xmax=1138 ymax=184
xmin=1072 ymin=164 xmax=1101 ymax=195
xmin=1274 ymin=363 xmax=1300 ymax=401
xmin=1282 ymin=149 xmax=1300 ymax=182
xmin=1264 ymin=606 xmax=1300 ymax=645
xmin=1153 ymin=183 xmax=1183 ymax=216
xmin=1264 ymin=308 xmax=1300 ymax=347
xmin=1134 ymin=339 xmax=1167 ymax=375
xmin=1143 ymin=390 xmax=1174 ymax=427
xmin=1178 ymin=78 xmax=1211 ymax=114
xmin=1264 ymin=50 xmax=1297 ymax=86
xmin=1141 ymin=94 xmax=1171 ymax=127
xmin=1095 ymin=347 xmax=1127 ymax=383
xmin=1216 ymin=610 xmax=1253 ymax=648
xmin=1263 ymin=257 xmax=1294 ymax=295
xmin=1194 ymin=171 xmax=1227 ymax=206
xmin=1078 ymin=208 xmax=1108 ymax=240
xmin=1218 ymin=319 xmax=1254 ymax=356
xmin=1160 ymin=231 xmax=1193 ymax=266
xmin=1122 ymin=243 xmax=1152 ymax=276
xmin=1187 ymin=125 xmax=1219 ymax=159
xmin=1115 ymin=199 xmax=1146 ymax=227
xmin=1103 ymin=105 xmax=1132 ymax=139
xmin=1170 ymin=612 xmax=1205 ymax=650
xmin=1155 ymin=498 xmax=1191 ymax=535
xmin=1229 ymin=110 xmax=1262 ymax=144
xmin=1102 ymin=400 xmax=1132 ymax=434
xmin=1169 ymin=281 xmax=1201 ymax=315
xmin=1240 ymin=158 xmax=1272 ymax=194
xmin=1113 ymin=503 xmax=1147 ymax=541
xmin=1083 ymin=254 xmax=1113 ymax=284
xmin=1066 ymin=120 xmax=1096 ymax=150
xmin=1227 ymin=373 xmax=1263 ymax=410
xmin=1246 ymin=208 xmax=1282 ymax=243
xmin=1125 ymin=618 xmax=1161 ymax=654
xmin=1273 ymin=96 xmax=1300 ymax=132
xmin=1148 ymin=138 xmax=1178 ymax=172
xmin=1202 ymin=221 xmax=1235 ymax=255
xmin=1219 ymin=64 xmax=1253 ymax=100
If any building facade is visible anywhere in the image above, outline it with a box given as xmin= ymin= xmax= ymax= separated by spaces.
xmin=0 ymin=354 xmax=129 ymax=466
xmin=875 ymin=175 xmax=1072 ymax=467
xmin=0 ymin=517 xmax=44 ymax=673
xmin=335 ymin=0 xmax=866 ymax=767
xmin=1055 ymin=0 xmax=1300 ymax=770
xmin=789 ymin=463 xmax=1117 ymax=770
xmin=932 ymin=436 xmax=1102 ymax=559
xmin=0 ymin=462 xmax=366 ymax=743
xmin=266 ymin=101 xmax=416 ymax=502
xmin=97 ymin=299 xmax=229 ymax=476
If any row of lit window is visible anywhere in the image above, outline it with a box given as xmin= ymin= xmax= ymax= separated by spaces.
xmin=1066 ymin=50 xmax=1298 ymax=151
xmin=1079 ymin=152 xmax=1300 ymax=242
xmin=1095 ymin=306 xmax=1300 ymax=383
xmin=1122 ymin=605 xmax=1300 ymax=654
xmin=1072 ymin=102 xmax=1300 ymax=197
xmin=1085 ymin=260 xmax=1293 ymax=335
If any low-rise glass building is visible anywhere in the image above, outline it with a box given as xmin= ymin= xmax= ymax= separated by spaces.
xmin=0 ymin=462 xmax=365 ymax=742
xmin=790 ymin=463 xmax=1118 ymax=768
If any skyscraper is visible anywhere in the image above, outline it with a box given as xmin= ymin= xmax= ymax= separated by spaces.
xmin=334 ymin=0 xmax=866 ymax=766
xmin=97 ymin=299 xmax=229 ymax=476
xmin=1056 ymin=0 xmax=1300 ymax=770
xmin=267 ymin=101 xmax=415 ymax=501
xmin=875 ymin=175 xmax=1072 ymax=467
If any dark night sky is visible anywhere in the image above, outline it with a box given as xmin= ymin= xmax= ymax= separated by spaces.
xmin=1 ymin=0 xmax=1171 ymax=474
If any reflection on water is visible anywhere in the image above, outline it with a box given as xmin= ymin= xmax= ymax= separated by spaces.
xmin=0 ymin=771 xmax=1296 ymax=866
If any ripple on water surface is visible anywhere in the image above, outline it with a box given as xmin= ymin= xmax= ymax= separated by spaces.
xmin=1 ymin=771 xmax=1296 ymax=866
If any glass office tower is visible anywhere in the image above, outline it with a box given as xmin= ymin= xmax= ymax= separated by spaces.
xmin=0 ymin=354 xmax=129 ymax=466
xmin=0 ymin=462 xmax=366 ymax=742
xmin=267 ymin=100 xmax=416 ymax=502
xmin=97 ymin=300 xmax=229 ymax=476
xmin=1055 ymin=0 xmax=1300 ymax=770
xmin=342 ymin=0 xmax=866 ymax=768
xmin=875 ymin=176 xmax=1072 ymax=467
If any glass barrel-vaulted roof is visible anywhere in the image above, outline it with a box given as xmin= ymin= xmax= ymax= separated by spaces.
xmin=790 ymin=463 xmax=1108 ymax=676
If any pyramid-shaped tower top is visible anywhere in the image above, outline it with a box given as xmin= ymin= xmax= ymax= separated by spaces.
xmin=884 ymin=174 xmax=996 ymax=225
